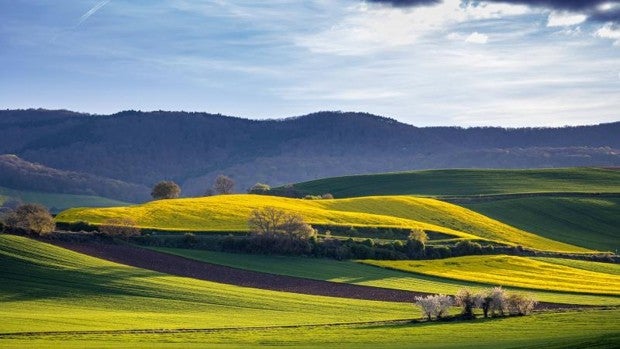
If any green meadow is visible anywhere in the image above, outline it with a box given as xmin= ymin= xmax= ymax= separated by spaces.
xmin=2 ymin=309 xmax=619 ymax=349
xmin=0 ymin=235 xmax=414 ymax=334
xmin=150 ymin=248 xmax=620 ymax=306
xmin=464 ymin=196 xmax=620 ymax=251
xmin=286 ymin=168 xmax=620 ymax=198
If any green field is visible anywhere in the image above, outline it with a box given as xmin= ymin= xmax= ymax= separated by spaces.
xmin=2 ymin=309 xmax=619 ymax=348
xmin=285 ymin=168 xmax=620 ymax=198
xmin=0 ymin=235 xmax=414 ymax=334
xmin=464 ymin=196 xmax=620 ymax=252
xmin=0 ymin=186 xmax=128 ymax=213
xmin=150 ymin=248 xmax=620 ymax=306
xmin=361 ymin=255 xmax=620 ymax=295
xmin=55 ymin=194 xmax=587 ymax=252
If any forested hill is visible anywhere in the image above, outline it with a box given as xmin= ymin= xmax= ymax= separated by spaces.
xmin=1 ymin=109 xmax=618 ymax=198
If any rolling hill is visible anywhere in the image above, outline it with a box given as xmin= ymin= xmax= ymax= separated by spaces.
xmin=463 ymin=196 xmax=620 ymax=252
xmin=1 ymin=234 xmax=618 ymax=348
xmin=0 ymin=234 xmax=412 ymax=334
xmin=361 ymin=255 xmax=620 ymax=296
xmin=285 ymin=168 xmax=620 ymax=198
xmin=1 ymin=109 xmax=618 ymax=196
xmin=281 ymin=168 xmax=619 ymax=252
xmin=0 ymin=154 xmax=149 ymax=203
xmin=0 ymin=186 xmax=128 ymax=213
xmin=152 ymin=248 xmax=620 ymax=306
xmin=55 ymin=194 xmax=588 ymax=252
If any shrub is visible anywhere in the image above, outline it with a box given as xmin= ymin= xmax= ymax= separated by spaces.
xmin=507 ymin=293 xmax=537 ymax=315
xmin=248 ymin=183 xmax=271 ymax=194
xmin=453 ymin=240 xmax=483 ymax=256
xmin=321 ymin=193 xmax=334 ymax=199
xmin=99 ymin=218 xmax=141 ymax=238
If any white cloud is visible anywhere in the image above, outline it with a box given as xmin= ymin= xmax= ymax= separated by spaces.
xmin=295 ymin=0 xmax=529 ymax=55
xmin=595 ymin=22 xmax=620 ymax=46
xmin=546 ymin=11 xmax=587 ymax=27
xmin=465 ymin=32 xmax=488 ymax=44
xmin=597 ymin=2 xmax=619 ymax=12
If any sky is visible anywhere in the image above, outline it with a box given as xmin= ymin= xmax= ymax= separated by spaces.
xmin=0 ymin=0 xmax=619 ymax=127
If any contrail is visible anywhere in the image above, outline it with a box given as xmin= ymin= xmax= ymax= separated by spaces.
xmin=76 ymin=0 xmax=111 ymax=27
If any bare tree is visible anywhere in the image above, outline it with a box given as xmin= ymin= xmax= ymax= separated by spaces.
xmin=248 ymin=206 xmax=315 ymax=238
xmin=4 ymin=203 xmax=55 ymax=235
xmin=213 ymin=175 xmax=235 ymax=195
xmin=151 ymin=181 xmax=181 ymax=200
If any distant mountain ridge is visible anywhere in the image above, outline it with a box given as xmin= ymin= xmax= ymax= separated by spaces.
xmin=0 ymin=109 xmax=618 ymax=198
xmin=0 ymin=154 xmax=149 ymax=202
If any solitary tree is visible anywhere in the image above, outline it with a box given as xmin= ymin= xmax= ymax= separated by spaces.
xmin=4 ymin=203 xmax=55 ymax=235
xmin=151 ymin=181 xmax=181 ymax=200
xmin=248 ymin=206 xmax=315 ymax=238
xmin=213 ymin=175 xmax=235 ymax=195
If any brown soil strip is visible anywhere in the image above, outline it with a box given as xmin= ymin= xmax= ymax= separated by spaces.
xmin=52 ymin=241 xmax=596 ymax=310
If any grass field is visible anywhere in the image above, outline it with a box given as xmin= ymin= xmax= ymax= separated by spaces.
xmin=151 ymin=248 xmax=620 ymax=306
xmin=361 ymin=255 xmax=620 ymax=295
xmin=464 ymin=196 xmax=620 ymax=252
xmin=0 ymin=234 xmax=415 ymax=334
xmin=285 ymin=167 xmax=620 ymax=198
xmin=0 ymin=186 xmax=128 ymax=213
xmin=55 ymin=194 xmax=587 ymax=252
xmin=2 ymin=309 xmax=619 ymax=348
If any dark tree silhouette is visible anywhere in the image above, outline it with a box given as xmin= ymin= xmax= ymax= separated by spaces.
xmin=151 ymin=181 xmax=181 ymax=200
xmin=213 ymin=175 xmax=235 ymax=195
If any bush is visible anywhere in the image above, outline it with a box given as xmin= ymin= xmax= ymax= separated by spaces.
xmin=99 ymin=218 xmax=141 ymax=238
xmin=453 ymin=240 xmax=483 ymax=256
xmin=3 ymin=203 xmax=55 ymax=235
xmin=248 ymin=183 xmax=271 ymax=194
xmin=506 ymin=293 xmax=537 ymax=315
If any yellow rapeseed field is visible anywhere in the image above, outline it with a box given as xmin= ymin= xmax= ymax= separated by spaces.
xmin=361 ymin=255 xmax=620 ymax=295
xmin=56 ymin=194 xmax=588 ymax=252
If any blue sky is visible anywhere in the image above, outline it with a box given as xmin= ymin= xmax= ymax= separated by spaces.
xmin=0 ymin=0 xmax=619 ymax=126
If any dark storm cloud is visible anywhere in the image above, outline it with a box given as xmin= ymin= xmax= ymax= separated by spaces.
xmin=367 ymin=0 xmax=620 ymax=22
